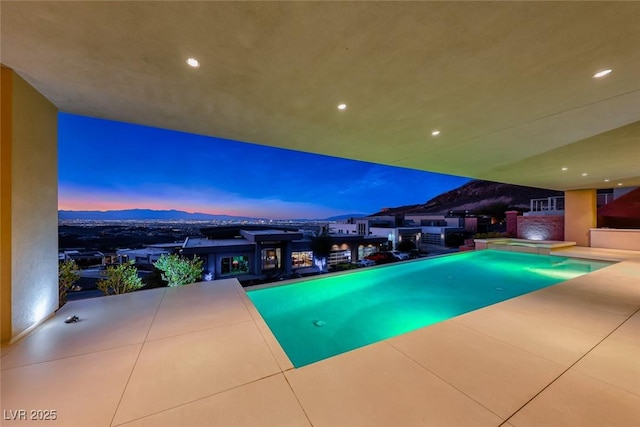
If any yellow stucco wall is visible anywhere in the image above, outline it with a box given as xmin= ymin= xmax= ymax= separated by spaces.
xmin=1 ymin=67 xmax=58 ymax=344
xmin=564 ymin=189 xmax=596 ymax=247
xmin=1 ymin=67 xmax=13 ymax=342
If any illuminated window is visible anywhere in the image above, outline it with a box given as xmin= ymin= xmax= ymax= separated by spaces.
xmin=221 ymin=255 xmax=249 ymax=276
xmin=292 ymin=251 xmax=313 ymax=268
xmin=261 ymin=248 xmax=281 ymax=270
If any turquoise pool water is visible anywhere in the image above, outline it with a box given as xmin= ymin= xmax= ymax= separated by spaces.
xmin=247 ymin=250 xmax=612 ymax=367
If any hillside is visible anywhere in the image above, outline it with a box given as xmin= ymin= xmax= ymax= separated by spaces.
xmin=58 ymin=209 xmax=365 ymax=222
xmin=58 ymin=209 xmax=259 ymax=221
xmin=370 ymin=180 xmax=562 ymax=216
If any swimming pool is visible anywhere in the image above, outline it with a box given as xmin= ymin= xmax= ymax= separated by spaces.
xmin=247 ymin=250 xmax=612 ymax=367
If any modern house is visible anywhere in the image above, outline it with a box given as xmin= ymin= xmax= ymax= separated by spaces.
xmin=180 ymin=225 xmax=388 ymax=281
xmin=2 ymin=2 xmax=639 ymax=425
xmin=116 ymin=243 xmax=182 ymax=270
xmin=331 ymin=214 xmax=468 ymax=248
xmin=58 ymin=249 xmax=106 ymax=268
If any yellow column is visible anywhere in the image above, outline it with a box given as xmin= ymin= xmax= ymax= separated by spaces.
xmin=564 ymin=189 xmax=597 ymax=247
xmin=1 ymin=66 xmax=58 ymax=344
xmin=1 ymin=67 xmax=13 ymax=342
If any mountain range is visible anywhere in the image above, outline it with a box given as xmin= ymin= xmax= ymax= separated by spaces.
xmin=59 ymin=180 xmax=560 ymax=221
xmin=58 ymin=209 xmax=365 ymax=222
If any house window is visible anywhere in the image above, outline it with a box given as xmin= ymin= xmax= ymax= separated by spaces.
xmin=220 ymin=255 xmax=249 ymax=276
xmin=261 ymin=248 xmax=281 ymax=270
xmin=357 ymin=223 xmax=367 ymax=235
xmin=292 ymin=251 xmax=313 ymax=268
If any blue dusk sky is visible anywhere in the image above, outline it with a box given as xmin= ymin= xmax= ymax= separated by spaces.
xmin=58 ymin=113 xmax=470 ymax=220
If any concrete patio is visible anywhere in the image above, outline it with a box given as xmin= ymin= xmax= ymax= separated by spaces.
xmin=1 ymin=248 xmax=639 ymax=426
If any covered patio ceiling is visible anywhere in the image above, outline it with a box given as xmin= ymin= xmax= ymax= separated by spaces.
xmin=2 ymin=1 xmax=639 ymax=190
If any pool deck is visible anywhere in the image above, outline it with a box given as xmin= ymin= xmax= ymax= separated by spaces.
xmin=2 ymin=247 xmax=639 ymax=426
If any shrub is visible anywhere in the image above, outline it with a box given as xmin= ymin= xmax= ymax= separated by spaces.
xmin=333 ymin=262 xmax=359 ymax=271
xmin=141 ymin=266 xmax=169 ymax=289
xmin=59 ymin=259 xmax=80 ymax=307
xmin=153 ymin=254 xmax=204 ymax=287
xmin=97 ymin=261 xmax=144 ymax=295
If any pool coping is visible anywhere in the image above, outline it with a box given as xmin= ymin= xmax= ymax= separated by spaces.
xmin=240 ymin=248 xmax=631 ymax=371
xmin=3 ymin=246 xmax=638 ymax=425
xmin=244 ymin=250 xmax=475 ymax=292
xmin=234 ymin=279 xmax=295 ymax=371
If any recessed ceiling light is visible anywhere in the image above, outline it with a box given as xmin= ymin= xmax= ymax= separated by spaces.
xmin=617 ymin=183 xmax=623 ymax=186
xmin=581 ymin=173 xmax=588 ymax=176
xmin=561 ymin=167 xmax=568 ymax=171
xmin=593 ymin=69 xmax=612 ymax=78
xmin=337 ymin=103 xmax=347 ymax=110
xmin=186 ymin=57 xmax=200 ymax=68
xmin=431 ymin=130 xmax=440 ymax=136
xmin=604 ymin=179 xmax=610 ymax=182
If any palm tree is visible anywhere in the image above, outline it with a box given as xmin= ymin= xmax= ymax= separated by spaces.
xmin=309 ymin=229 xmax=333 ymax=271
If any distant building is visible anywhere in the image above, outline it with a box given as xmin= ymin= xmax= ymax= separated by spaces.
xmin=180 ymin=225 xmax=387 ymax=282
xmin=330 ymin=214 xmax=468 ymax=248
xmin=59 ymin=250 xmax=106 ymax=268
xmin=116 ymin=243 xmax=182 ymax=269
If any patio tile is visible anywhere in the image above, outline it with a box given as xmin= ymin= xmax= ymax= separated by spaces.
xmin=498 ymin=285 xmax=632 ymax=336
xmin=573 ymin=333 xmax=640 ymax=396
xmin=610 ymin=260 xmax=640 ymax=277
xmin=0 ymin=345 xmax=12 ymax=357
xmin=509 ymin=370 xmax=640 ymax=427
xmin=388 ymin=321 xmax=566 ymax=419
xmin=285 ymin=341 xmax=502 ymax=427
xmin=116 ymin=374 xmax=310 ymax=427
xmin=0 ymin=344 xmax=140 ymax=427
xmin=605 ymin=260 xmax=640 ymax=275
xmin=608 ymin=310 xmax=640 ymax=344
xmin=554 ymin=270 xmax=640 ymax=306
xmin=237 ymin=285 xmax=294 ymax=371
xmin=146 ymin=280 xmax=252 ymax=341
xmin=533 ymin=282 xmax=639 ymax=316
xmin=453 ymin=304 xmax=603 ymax=366
xmin=112 ymin=320 xmax=280 ymax=425
xmin=1 ymin=289 xmax=164 ymax=370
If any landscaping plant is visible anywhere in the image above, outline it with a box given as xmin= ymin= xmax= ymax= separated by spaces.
xmin=58 ymin=259 xmax=80 ymax=307
xmin=97 ymin=261 xmax=144 ymax=295
xmin=153 ymin=254 xmax=204 ymax=287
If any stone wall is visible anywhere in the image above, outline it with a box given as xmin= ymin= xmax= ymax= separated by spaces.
xmin=517 ymin=215 xmax=564 ymax=241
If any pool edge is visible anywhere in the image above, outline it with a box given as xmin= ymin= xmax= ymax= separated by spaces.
xmin=233 ymin=279 xmax=295 ymax=372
